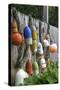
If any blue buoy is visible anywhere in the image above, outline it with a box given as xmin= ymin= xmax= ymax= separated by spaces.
xmin=23 ymin=26 xmax=32 ymax=39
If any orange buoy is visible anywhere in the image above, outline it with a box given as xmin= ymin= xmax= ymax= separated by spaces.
xmin=49 ymin=43 xmax=57 ymax=53
xmin=11 ymin=19 xmax=18 ymax=33
xmin=25 ymin=60 xmax=33 ymax=75
xmin=11 ymin=32 xmax=22 ymax=46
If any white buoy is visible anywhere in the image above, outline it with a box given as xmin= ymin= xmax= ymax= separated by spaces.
xmin=37 ymin=42 xmax=43 ymax=54
xmin=15 ymin=69 xmax=29 ymax=86
xmin=25 ymin=37 xmax=32 ymax=45
xmin=43 ymin=39 xmax=50 ymax=47
xmin=40 ymin=58 xmax=46 ymax=69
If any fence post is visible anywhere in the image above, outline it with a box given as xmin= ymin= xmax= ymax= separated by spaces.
xmin=39 ymin=21 xmax=42 ymax=42
xmin=45 ymin=23 xmax=50 ymax=62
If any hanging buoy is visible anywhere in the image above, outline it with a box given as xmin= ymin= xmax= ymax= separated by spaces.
xmin=49 ymin=43 xmax=57 ymax=53
xmin=15 ymin=68 xmax=29 ymax=85
xmin=11 ymin=19 xmax=22 ymax=46
xmin=25 ymin=37 xmax=32 ymax=45
xmin=25 ymin=46 xmax=32 ymax=60
xmin=43 ymin=39 xmax=50 ymax=47
xmin=47 ymin=59 xmax=50 ymax=65
xmin=11 ymin=19 xmax=17 ymax=29
xmin=45 ymin=33 xmax=50 ymax=40
xmin=32 ymin=61 xmax=39 ymax=75
xmin=39 ymin=58 xmax=46 ymax=69
xmin=23 ymin=26 xmax=32 ymax=45
xmin=11 ymin=32 xmax=22 ymax=46
xmin=32 ymin=40 xmax=37 ymax=53
xmin=23 ymin=26 xmax=32 ymax=38
xmin=32 ymin=26 xmax=37 ymax=40
xmin=37 ymin=42 xmax=43 ymax=55
xmin=11 ymin=19 xmax=18 ymax=33
xmin=25 ymin=60 xmax=33 ymax=75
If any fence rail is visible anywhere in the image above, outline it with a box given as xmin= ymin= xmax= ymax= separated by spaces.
xmin=16 ymin=12 xmax=58 ymax=62
xmin=11 ymin=11 xmax=58 ymax=62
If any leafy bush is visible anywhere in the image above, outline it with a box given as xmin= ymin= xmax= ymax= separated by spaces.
xmin=24 ymin=61 xmax=58 ymax=85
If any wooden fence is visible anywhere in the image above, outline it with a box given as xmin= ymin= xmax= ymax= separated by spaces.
xmin=15 ymin=12 xmax=58 ymax=62
xmin=10 ymin=9 xmax=58 ymax=85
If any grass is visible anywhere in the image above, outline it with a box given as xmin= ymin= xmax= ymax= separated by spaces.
xmin=24 ymin=61 xmax=58 ymax=85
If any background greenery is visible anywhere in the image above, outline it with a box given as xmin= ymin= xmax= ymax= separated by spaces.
xmin=24 ymin=61 xmax=58 ymax=85
xmin=11 ymin=4 xmax=58 ymax=27
xmin=48 ymin=6 xmax=58 ymax=27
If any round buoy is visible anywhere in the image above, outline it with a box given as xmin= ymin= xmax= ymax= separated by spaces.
xmin=40 ymin=58 xmax=46 ymax=69
xmin=49 ymin=43 xmax=57 ymax=53
xmin=23 ymin=26 xmax=32 ymax=39
xmin=37 ymin=42 xmax=43 ymax=54
xmin=15 ymin=69 xmax=29 ymax=85
xmin=43 ymin=39 xmax=50 ymax=47
xmin=11 ymin=32 xmax=22 ymax=46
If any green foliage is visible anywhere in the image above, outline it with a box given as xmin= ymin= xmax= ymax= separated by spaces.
xmin=11 ymin=4 xmax=43 ymax=20
xmin=48 ymin=6 xmax=58 ymax=27
xmin=24 ymin=61 xmax=58 ymax=85
xmin=11 ymin=4 xmax=58 ymax=27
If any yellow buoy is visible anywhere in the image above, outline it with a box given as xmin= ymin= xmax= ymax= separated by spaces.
xmin=32 ymin=40 xmax=37 ymax=53
xmin=32 ymin=26 xmax=37 ymax=40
